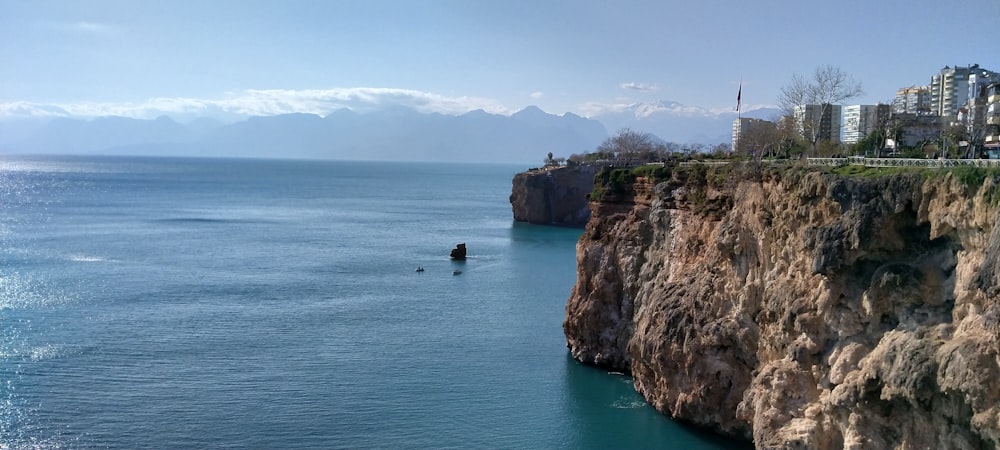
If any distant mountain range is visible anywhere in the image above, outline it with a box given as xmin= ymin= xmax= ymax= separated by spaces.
xmin=0 ymin=102 xmax=781 ymax=163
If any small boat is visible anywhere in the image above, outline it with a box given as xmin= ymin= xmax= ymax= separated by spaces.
xmin=415 ymin=267 xmax=425 ymax=272
xmin=452 ymin=269 xmax=462 ymax=275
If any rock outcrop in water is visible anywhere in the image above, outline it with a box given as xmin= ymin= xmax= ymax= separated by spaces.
xmin=564 ymin=163 xmax=1000 ymax=449
xmin=450 ymin=243 xmax=467 ymax=260
xmin=510 ymin=165 xmax=597 ymax=227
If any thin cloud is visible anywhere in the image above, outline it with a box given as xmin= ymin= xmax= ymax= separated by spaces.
xmin=580 ymin=100 xmax=771 ymax=118
xmin=73 ymin=21 xmax=113 ymax=33
xmin=619 ymin=82 xmax=660 ymax=92
xmin=577 ymin=101 xmax=632 ymax=117
xmin=529 ymin=91 xmax=544 ymax=99
xmin=706 ymin=103 xmax=779 ymax=115
xmin=0 ymin=88 xmax=515 ymax=120
xmin=36 ymin=20 xmax=118 ymax=36
xmin=0 ymin=102 xmax=72 ymax=118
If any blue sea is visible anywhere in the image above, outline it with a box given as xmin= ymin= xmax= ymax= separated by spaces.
xmin=0 ymin=155 xmax=746 ymax=449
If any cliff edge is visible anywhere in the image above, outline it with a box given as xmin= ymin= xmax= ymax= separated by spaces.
xmin=564 ymin=163 xmax=1000 ymax=449
xmin=510 ymin=165 xmax=596 ymax=227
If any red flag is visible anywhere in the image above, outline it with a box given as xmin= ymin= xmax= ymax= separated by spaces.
xmin=736 ymin=82 xmax=742 ymax=112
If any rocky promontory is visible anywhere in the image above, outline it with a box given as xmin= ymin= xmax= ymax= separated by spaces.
xmin=510 ymin=165 xmax=596 ymax=227
xmin=564 ymin=163 xmax=1000 ymax=449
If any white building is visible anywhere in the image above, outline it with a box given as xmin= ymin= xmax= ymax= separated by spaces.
xmin=842 ymin=104 xmax=890 ymax=144
xmin=893 ymin=86 xmax=931 ymax=115
xmin=985 ymin=83 xmax=1000 ymax=157
xmin=793 ymin=104 xmax=842 ymax=144
xmin=930 ymin=64 xmax=999 ymax=117
xmin=968 ymin=68 xmax=999 ymax=106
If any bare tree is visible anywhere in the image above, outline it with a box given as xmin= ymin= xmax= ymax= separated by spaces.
xmin=597 ymin=128 xmax=656 ymax=166
xmin=778 ymin=65 xmax=865 ymax=114
xmin=866 ymin=100 xmax=903 ymax=156
xmin=735 ymin=119 xmax=779 ymax=157
xmin=775 ymin=115 xmax=801 ymax=158
xmin=778 ymin=65 xmax=864 ymax=153
xmin=778 ymin=73 xmax=812 ymax=117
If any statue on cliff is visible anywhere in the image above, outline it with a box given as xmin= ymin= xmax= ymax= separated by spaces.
xmin=450 ymin=243 xmax=467 ymax=260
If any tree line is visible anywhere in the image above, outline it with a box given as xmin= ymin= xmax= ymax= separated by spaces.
xmin=543 ymin=128 xmax=731 ymax=167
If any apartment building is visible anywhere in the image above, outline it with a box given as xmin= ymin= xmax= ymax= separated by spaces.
xmin=930 ymin=64 xmax=999 ymax=116
xmin=842 ymin=104 xmax=890 ymax=144
xmin=793 ymin=104 xmax=841 ymax=144
xmin=986 ymin=83 xmax=1000 ymax=158
xmin=892 ymin=86 xmax=931 ymax=115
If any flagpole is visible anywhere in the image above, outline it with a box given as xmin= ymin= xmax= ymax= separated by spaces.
xmin=736 ymin=80 xmax=742 ymax=156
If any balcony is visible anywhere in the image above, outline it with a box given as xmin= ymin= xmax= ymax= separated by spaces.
xmin=986 ymin=135 xmax=1000 ymax=144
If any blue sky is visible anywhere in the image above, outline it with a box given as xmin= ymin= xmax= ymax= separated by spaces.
xmin=2 ymin=0 xmax=999 ymax=120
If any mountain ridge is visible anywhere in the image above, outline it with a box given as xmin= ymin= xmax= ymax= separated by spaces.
xmin=0 ymin=101 xmax=780 ymax=163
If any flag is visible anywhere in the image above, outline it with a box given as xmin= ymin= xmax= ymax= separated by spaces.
xmin=736 ymin=82 xmax=742 ymax=112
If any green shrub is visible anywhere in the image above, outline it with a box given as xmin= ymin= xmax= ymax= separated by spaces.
xmin=946 ymin=167 xmax=1000 ymax=202
xmin=608 ymin=168 xmax=635 ymax=189
xmin=949 ymin=166 xmax=990 ymax=191
xmin=588 ymin=184 xmax=607 ymax=201
xmin=630 ymin=164 xmax=672 ymax=183
xmin=590 ymin=164 xmax=675 ymax=201
xmin=591 ymin=167 xmax=637 ymax=201
xmin=685 ymin=163 xmax=708 ymax=188
xmin=829 ymin=165 xmax=921 ymax=178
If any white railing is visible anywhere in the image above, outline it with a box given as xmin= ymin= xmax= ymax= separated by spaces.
xmin=648 ymin=157 xmax=1000 ymax=170
xmin=678 ymin=160 xmax=735 ymax=167
xmin=806 ymin=157 xmax=1000 ymax=168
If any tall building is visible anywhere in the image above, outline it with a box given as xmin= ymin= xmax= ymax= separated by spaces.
xmin=732 ymin=118 xmax=747 ymax=152
xmin=985 ymin=83 xmax=1000 ymax=158
xmin=957 ymin=76 xmax=1000 ymax=148
xmin=930 ymin=64 xmax=999 ymax=116
xmin=893 ymin=86 xmax=931 ymax=115
xmin=793 ymin=104 xmax=842 ymax=144
xmin=968 ymin=68 xmax=999 ymax=106
xmin=732 ymin=118 xmax=777 ymax=153
xmin=842 ymin=104 xmax=890 ymax=144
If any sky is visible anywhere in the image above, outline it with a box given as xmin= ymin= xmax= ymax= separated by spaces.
xmin=2 ymin=0 xmax=999 ymax=121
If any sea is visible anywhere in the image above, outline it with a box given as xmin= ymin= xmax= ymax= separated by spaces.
xmin=0 ymin=155 xmax=748 ymax=449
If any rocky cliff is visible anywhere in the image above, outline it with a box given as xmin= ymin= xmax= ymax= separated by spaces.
xmin=564 ymin=163 xmax=1000 ymax=449
xmin=510 ymin=165 xmax=596 ymax=227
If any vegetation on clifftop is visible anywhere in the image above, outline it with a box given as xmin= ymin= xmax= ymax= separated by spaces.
xmin=590 ymin=160 xmax=1000 ymax=208
xmin=828 ymin=164 xmax=1000 ymax=204
xmin=590 ymin=164 xmax=674 ymax=201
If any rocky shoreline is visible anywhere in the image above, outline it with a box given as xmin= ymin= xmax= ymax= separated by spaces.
xmin=562 ymin=163 xmax=1000 ymax=449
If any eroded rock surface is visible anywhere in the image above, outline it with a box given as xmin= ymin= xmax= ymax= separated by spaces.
xmin=510 ymin=165 xmax=596 ymax=227
xmin=565 ymin=165 xmax=1000 ymax=449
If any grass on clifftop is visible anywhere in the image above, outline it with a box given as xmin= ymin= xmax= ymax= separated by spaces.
xmin=829 ymin=164 xmax=1000 ymax=204
xmin=591 ymin=162 xmax=1000 ymax=206
xmin=828 ymin=165 xmax=921 ymax=178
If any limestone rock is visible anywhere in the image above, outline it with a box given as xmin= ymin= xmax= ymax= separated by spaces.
xmin=510 ymin=165 xmax=597 ymax=227
xmin=564 ymin=165 xmax=1000 ymax=449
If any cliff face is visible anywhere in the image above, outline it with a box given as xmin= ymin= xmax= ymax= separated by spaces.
xmin=510 ymin=165 xmax=596 ymax=227
xmin=564 ymin=165 xmax=1000 ymax=449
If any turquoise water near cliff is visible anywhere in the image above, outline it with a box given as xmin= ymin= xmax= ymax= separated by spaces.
xmin=0 ymin=156 xmax=747 ymax=449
